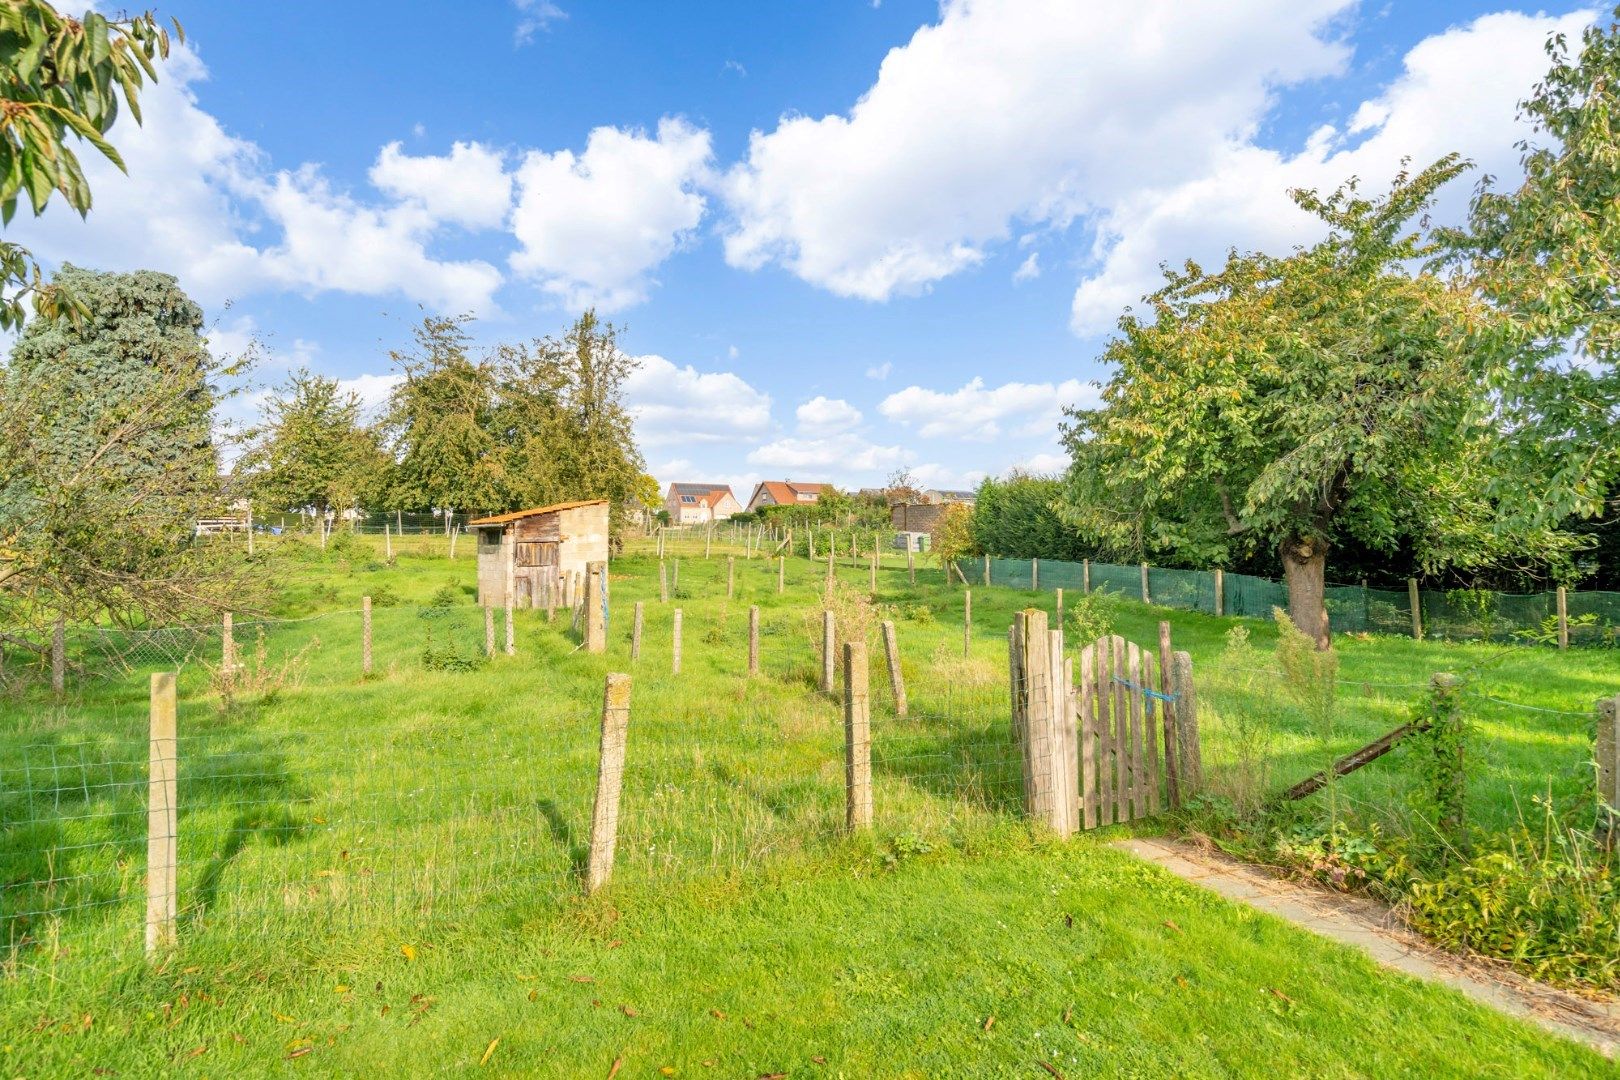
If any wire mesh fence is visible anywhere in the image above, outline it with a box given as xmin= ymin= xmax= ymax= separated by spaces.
xmin=969 ymin=556 xmax=1620 ymax=646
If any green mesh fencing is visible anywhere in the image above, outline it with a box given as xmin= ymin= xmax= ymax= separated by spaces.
xmin=963 ymin=555 xmax=1620 ymax=647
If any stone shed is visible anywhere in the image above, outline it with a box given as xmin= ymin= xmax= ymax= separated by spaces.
xmin=468 ymin=499 xmax=610 ymax=607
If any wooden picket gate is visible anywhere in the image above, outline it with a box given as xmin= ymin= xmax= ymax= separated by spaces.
xmin=1010 ymin=610 xmax=1200 ymax=834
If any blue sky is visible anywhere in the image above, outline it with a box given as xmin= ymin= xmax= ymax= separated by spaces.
xmin=10 ymin=1 xmax=1601 ymax=499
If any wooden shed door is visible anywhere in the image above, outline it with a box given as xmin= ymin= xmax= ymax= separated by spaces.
xmin=515 ymin=541 xmax=558 ymax=568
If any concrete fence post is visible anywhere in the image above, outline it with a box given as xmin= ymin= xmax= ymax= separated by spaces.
xmin=361 ymin=597 xmax=373 ymax=675
xmin=659 ymin=560 xmax=668 ymax=603
xmin=584 ymin=561 xmax=606 ymax=654
xmin=1214 ymin=568 xmax=1224 ymax=617
xmin=631 ymin=601 xmax=644 ymax=661
xmin=778 ymin=555 xmax=785 ymax=595
xmin=907 ymin=548 xmax=916 ymax=586
xmin=1557 ymin=586 xmax=1569 ymax=650
xmin=983 ymin=553 xmax=990 ymax=587
xmin=821 ymin=610 xmax=836 ymax=694
xmin=844 ymin=641 xmax=872 ymax=831
xmin=51 ymin=615 xmax=65 ymax=696
xmin=384 ymin=522 xmax=392 ymax=561
xmin=585 ymin=673 xmax=633 ymax=894
xmin=826 ymin=551 xmax=835 ymax=595
xmin=146 ymin=672 xmax=178 ymax=955
xmin=728 ymin=556 xmax=736 ymax=599
xmin=672 ymin=609 xmax=683 ymax=674
xmin=505 ymin=596 xmax=516 ymax=656
xmin=1597 ymin=695 xmax=1618 ymax=848
xmin=1032 ymin=558 xmax=1039 ymax=592
xmin=963 ymin=588 xmax=972 ymax=658
xmin=869 ymin=550 xmax=877 ymax=594
xmin=881 ymin=619 xmax=907 ymax=717
xmin=748 ymin=605 xmax=760 ymax=675
xmin=1055 ymin=588 xmax=1064 ymax=629
xmin=1409 ymin=578 xmax=1423 ymax=641
xmin=1140 ymin=563 xmax=1150 ymax=604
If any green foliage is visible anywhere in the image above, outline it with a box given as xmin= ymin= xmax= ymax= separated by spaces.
xmin=1444 ymin=13 xmax=1620 ymax=524
xmin=0 ymin=3 xmax=179 ymax=328
xmin=240 ymin=368 xmax=387 ymax=519
xmin=1062 ymin=160 xmax=1572 ymax=639
xmin=969 ymin=473 xmax=1084 ymax=560
xmin=1062 ymin=585 xmax=1120 ymax=646
xmin=0 ymin=265 xmax=253 ymax=632
xmin=930 ymin=501 xmax=975 ymax=569
xmin=1403 ymin=676 xmax=1471 ymax=853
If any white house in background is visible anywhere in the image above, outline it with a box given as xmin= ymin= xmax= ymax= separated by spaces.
xmin=665 ymin=483 xmax=742 ymax=524
xmin=746 ymin=480 xmax=829 ymax=513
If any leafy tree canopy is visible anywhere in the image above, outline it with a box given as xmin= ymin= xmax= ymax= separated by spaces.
xmin=0 ymin=2 xmax=179 ymax=328
xmin=1060 ymin=158 xmax=1571 ymax=646
xmin=240 ymin=368 xmax=387 ymax=518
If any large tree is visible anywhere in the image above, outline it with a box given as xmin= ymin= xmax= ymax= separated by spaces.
xmin=0 ymin=265 xmax=251 ymax=638
xmin=1060 ymin=159 xmax=1569 ymax=647
xmin=382 ymin=314 xmax=505 ymax=520
xmin=1444 ymin=13 xmax=1620 ymax=526
xmin=491 ymin=310 xmax=645 ymax=537
xmin=239 ymin=368 xmax=386 ymax=523
xmin=1 ymin=3 xmax=179 ymax=328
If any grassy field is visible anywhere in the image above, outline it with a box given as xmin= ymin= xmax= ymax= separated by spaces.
xmin=0 ymin=533 xmax=1614 ymax=1076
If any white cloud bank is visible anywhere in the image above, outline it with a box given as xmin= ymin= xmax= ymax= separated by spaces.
xmin=625 ymin=354 xmax=773 ymax=447
xmin=879 ymin=376 xmax=1098 ymax=441
xmin=721 ymin=0 xmax=1356 ymax=301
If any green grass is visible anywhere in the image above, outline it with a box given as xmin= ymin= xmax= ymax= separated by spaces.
xmin=0 ymin=533 xmax=1614 ymax=1076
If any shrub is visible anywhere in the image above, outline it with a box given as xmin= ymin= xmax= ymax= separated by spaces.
xmin=205 ymin=627 xmax=319 ymax=712
xmin=1063 ymin=585 xmax=1120 ymax=645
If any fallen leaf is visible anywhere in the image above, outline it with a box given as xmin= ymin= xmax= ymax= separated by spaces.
xmin=517 ymin=974 xmax=538 ymax=982
xmin=287 ymin=1047 xmax=312 ymax=1060
xmin=480 ymin=1038 xmax=500 ymax=1066
xmin=607 ymin=940 xmax=623 ymax=949
xmin=1268 ymin=988 xmax=1294 ymax=1004
xmin=702 ymin=1063 xmax=715 ymax=1069
xmin=1063 ymin=913 xmax=1074 ymax=928
xmin=619 ymin=1004 xmax=639 ymax=1018
xmin=1062 ymin=1005 xmax=1073 ymax=1024
xmin=273 ymin=1013 xmax=297 ymax=1024
xmin=982 ymin=1015 xmax=995 ymax=1032
xmin=607 ymin=1057 xmax=623 ymax=1080
xmin=335 ymin=985 xmax=351 ymax=994
xmin=379 ymin=1005 xmax=390 ymax=1018
xmin=400 ymin=945 xmax=417 ymax=962
xmin=1163 ymin=919 xmax=1183 ymax=935
xmin=527 ymin=989 xmax=538 ymax=1003
xmin=229 ymin=1033 xmax=246 ymax=1045
xmin=1038 ymin=1062 xmax=1066 ymax=1080
xmin=660 ymin=1069 xmax=676 ymax=1077
xmin=710 ymin=1008 xmax=727 ymax=1020
xmin=758 ymin=1073 xmax=787 ymax=1079
xmin=592 ymin=999 xmax=602 ymax=1008
xmin=570 ymin=975 xmax=596 ymax=984
xmin=811 ymin=1055 xmax=827 ymax=1064
xmin=1175 ymin=976 xmax=1189 ymax=989
xmin=186 ymin=1046 xmax=207 ymax=1058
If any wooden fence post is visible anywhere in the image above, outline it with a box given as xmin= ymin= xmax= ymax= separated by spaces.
xmin=1054 ymin=629 xmax=1078 ymax=836
xmin=844 ymin=641 xmax=872 ymax=831
xmin=1157 ymin=621 xmax=1180 ymax=808
xmin=545 ymin=574 xmax=557 ymax=621
xmin=1140 ymin=563 xmax=1150 ymax=604
xmin=361 ymin=597 xmax=373 ymax=675
xmin=585 ymin=673 xmax=633 ymax=894
xmin=146 ymin=672 xmax=178 ymax=955
xmin=963 ymin=588 xmax=972 ymax=658
xmin=881 ymin=619 xmax=907 ymax=717
xmin=1032 ymin=558 xmax=1039 ymax=592
xmin=505 ymin=596 xmax=516 ymax=656
xmin=1055 ymin=588 xmax=1064 ymax=629
xmin=672 ymin=609 xmax=683 ymax=674
xmin=826 ymin=551 xmax=835 ymax=595
xmin=728 ymin=556 xmax=736 ymax=599
xmin=870 ymin=549 xmax=878 ymax=594
xmin=51 ymin=615 xmax=65 ymax=696
xmin=705 ymin=526 xmax=712 ymax=559
xmin=778 ymin=555 xmax=785 ymax=595
xmin=659 ymin=560 xmax=668 ymax=603
xmin=384 ymin=523 xmax=392 ymax=560
xmin=1557 ymin=586 xmax=1569 ymax=650
xmin=748 ymin=605 xmax=760 ymax=675
xmin=1596 ymin=695 xmax=1617 ymax=848
xmin=1409 ymin=578 xmax=1423 ymax=640
xmin=584 ymin=562 xmax=606 ymax=654
xmin=631 ymin=601 xmax=644 ymax=661
xmin=1214 ymin=568 xmax=1224 ymax=617
xmin=821 ymin=611 xmax=836 ymax=694
xmin=1012 ymin=610 xmax=1061 ymax=830
xmin=1170 ymin=650 xmax=1201 ymax=793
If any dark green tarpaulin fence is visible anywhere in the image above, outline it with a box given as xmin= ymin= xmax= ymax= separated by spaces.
xmin=961 ymin=556 xmax=1619 ymax=647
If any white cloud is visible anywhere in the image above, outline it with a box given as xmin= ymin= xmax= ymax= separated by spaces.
xmin=879 ymin=376 xmax=1099 ymax=441
xmin=748 ymin=434 xmax=905 ymax=472
xmin=865 ymin=362 xmax=892 ymax=381
xmin=509 ymin=119 xmax=713 ymax=310
xmin=625 ymin=354 xmax=772 ymax=447
xmin=722 ymin=0 xmax=1354 ymax=300
xmin=1013 ymin=252 xmax=1041 ymax=283
xmin=514 ymin=0 xmax=567 ymax=45
xmin=6 ymin=43 xmax=507 ymax=315
xmin=728 ymin=344 xmax=740 ymax=359
xmin=1012 ymin=451 xmax=1069 ymax=475
xmin=207 ymin=315 xmax=318 ymax=372
xmin=1070 ymin=8 xmax=1596 ymax=334
xmin=369 ymin=141 xmax=513 ymax=230
xmin=795 ymin=395 xmax=863 ymax=435
xmin=911 ymin=462 xmax=987 ymax=490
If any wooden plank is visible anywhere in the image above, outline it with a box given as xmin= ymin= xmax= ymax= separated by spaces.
xmin=1143 ymin=652 xmax=1161 ymax=815
xmin=1598 ymin=696 xmax=1618 ymax=846
xmin=1079 ymin=644 xmax=1097 ymax=830
xmin=1158 ymin=620 xmax=1179 ymax=808
xmin=1111 ymin=636 xmax=1130 ymax=822
xmin=1557 ymin=586 xmax=1569 ymax=649
xmin=1409 ymin=578 xmax=1423 ymax=640
xmin=1127 ymin=642 xmax=1145 ymax=818
xmin=1064 ymin=654 xmax=1080 ymax=834
xmin=1020 ymin=611 xmax=1056 ymax=828
xmin=1096 ymin=637 xmax=1113 ymax=825
xmin=1171 ymin=650 xmax=1202 ymax=792
xmin=748 ymin=605 xmax=760 ymax=675
xmin=1048 ymin=628 xmax=1072 ymax=837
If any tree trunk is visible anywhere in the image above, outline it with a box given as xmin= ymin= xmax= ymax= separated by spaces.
xmin=1280 ymin=535 xmax=1331 ymax=650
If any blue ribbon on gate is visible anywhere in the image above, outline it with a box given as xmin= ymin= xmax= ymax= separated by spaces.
xmin=1112 ymin=675 xmax=1177 ymax=703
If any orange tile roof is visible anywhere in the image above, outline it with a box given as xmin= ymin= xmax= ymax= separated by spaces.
xmin=468 ymin=499 xmax=608 ymax=526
